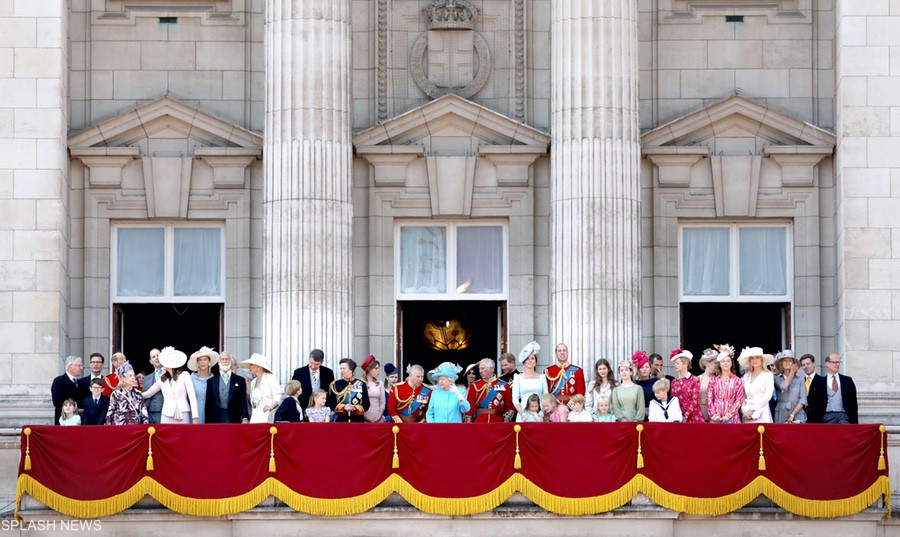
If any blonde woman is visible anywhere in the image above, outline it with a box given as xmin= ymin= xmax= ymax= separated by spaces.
xmin=611 ymin=360 xmax=645 ymax=422
xmin=240 ymin=353 xmax=282 ymax=423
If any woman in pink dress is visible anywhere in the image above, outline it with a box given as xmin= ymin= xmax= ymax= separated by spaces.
xmin=708 ymin=344 xmax=744 ymax=424
xmin=669 ymin=348 xmax=703 ymax=423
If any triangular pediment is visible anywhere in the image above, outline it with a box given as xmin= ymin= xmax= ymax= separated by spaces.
xmin=353 ymin=94 xmax=550 ymax=150
xmin=641 ymin=96 xmax=834 ymax=153
xmin=68 ymin=96 xmax=262 ymax=152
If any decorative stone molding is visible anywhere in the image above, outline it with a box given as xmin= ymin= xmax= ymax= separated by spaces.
xmin=659 ymin=0 xmax=809 ymax=23
xmin=763 ymin=146 xmax=832 ymax=188
xmin=425 ymin=154 xmax=476 ymax=216
xmin=424 ymin=0 xmax=477 ymax=30
xmin=514 ymin=0 xmax=526 ymax=121
xmin=143 ymin=157 xmax=193 ymax=219
xmin=195 ymin=148 xmax=260 ymax=189
xmin=710 ymin=155 xmax=761 ymax=217
xmin=70 ymin=147 xmax=140 ymax=189
xmin=480 ymin=146 xmax=545 ymax=187
xmin=376 ymin=0 xmax=390 ymax=122
xmin=643 ymin=147 xmax=709 ymax=187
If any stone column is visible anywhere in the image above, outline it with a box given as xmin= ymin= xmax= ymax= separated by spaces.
xmin=549 ymin=1 xmax=641 ymax=370
xmin=264 ymin=0 xmax=353 ymax=380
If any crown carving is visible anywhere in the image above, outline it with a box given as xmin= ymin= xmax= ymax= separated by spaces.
xmin=424 ymin=0 xmax=478 ymax=30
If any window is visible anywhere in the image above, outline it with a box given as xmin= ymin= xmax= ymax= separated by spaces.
xmin=397 ymin=222 xmax=507 ymax=299
xmin=113 ymin=225 xmax=224 ymax=302
xmin=680 ymin=223 xmax=791 ymax=302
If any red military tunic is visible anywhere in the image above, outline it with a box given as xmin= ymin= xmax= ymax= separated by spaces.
xmin=465 ymin=376 xmax=513 ymax=423
xmin=388 ymin=380 xmax=431 ymax=423
xmin=544 ymin=363 xmax=585 ymax=404
xmin=102 ymin=372 xmax=119 ymax=398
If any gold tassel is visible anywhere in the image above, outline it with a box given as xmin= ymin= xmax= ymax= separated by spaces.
xmin=146 ymin=427 xmax=155 ymax=471
xmin=513 ymin=425 xmax=522 ymax=470
xmin=879 ymin=425 xmax=887 ymax=471
xmin=757 ymin=425 xmax=766 ymax=472
xmin=268 ymin=427 xmax=277 ymax=473
xmin=392 ymin=425 xmax=400 ymax=469
xmin=23 ymin=428 xmax=31 ymax=471
xmin=636 ymin=424 xmax=645 ymax=469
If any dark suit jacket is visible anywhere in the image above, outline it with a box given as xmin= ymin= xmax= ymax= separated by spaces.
xmin=204 ymin=374 xmax=250 ymax=423
xmin=274 ymin=397 xmax=303 ymax=423
xmin=51 ymin=374 xmax=88 ymax=425
xmin=81 ymin=395 xmax=109 ymax=425
xmin=143 ymin=369 xmax=164 ymax=413
xmin=292 ymin=365 xmax=335 ymax=401
xmin=807 ymin=373 xmax=858 ymax=424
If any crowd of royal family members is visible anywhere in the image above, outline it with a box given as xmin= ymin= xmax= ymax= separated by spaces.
xmin=49 ymin=340 xmax=858 ymax=426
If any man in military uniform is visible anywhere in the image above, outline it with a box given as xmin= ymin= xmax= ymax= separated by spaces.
xmin=327 ymin=358 xmax=370 ymax=422
xmin=388 ymin=365 xmax=431 ymax=423
xmin=466 ymin=358 xmax=513 ymax=423
xmin=545 ymin=343 xmax=585 ymax=406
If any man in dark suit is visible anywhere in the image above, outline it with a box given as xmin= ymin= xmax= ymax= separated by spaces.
xmin=291 ymin=349 xmax=334 ymax=400
xmin=205 ymin=352 xmax=250 ymax=423
xmin=81 ymin=379 xmax=109 ymax=425
xmin=143 ymin=348 xmax=164 ymax=423
xmin=80 ymin=352 xmax=105 ymax=392
xmin=50 ymin=356 xmax=88 ymax=425
xmin=807 ymin=353 xmax=858 ymax=424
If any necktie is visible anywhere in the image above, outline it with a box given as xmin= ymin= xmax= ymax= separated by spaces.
xmin=223 ymin=373 xmax=230 ymax=385
xmin=832 ymin=375 xmax=839 ymax=392
xmin=805 ymin=376 xmax=811 ymax=393
xmin=312 ymin=371 xmax=318 ymax=385
xmin=94 ymin=398 xmax=99 ymax=406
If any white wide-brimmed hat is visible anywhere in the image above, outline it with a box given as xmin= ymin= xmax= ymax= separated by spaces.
xmin=188 ymin=346 xmax=220 ymax=372
xmin=240 ymin=353 xmax=272 ymax=374
xmin=737 ymin=346 xmax=775 ymax=368
xmin=158 ymin=346 xmax=187 ymax=369
xmin=669 ymin=348 xmax=693 ymax=364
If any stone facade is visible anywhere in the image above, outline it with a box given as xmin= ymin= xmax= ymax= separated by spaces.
xmin=0 ymin=0 xmax=899 ymax=427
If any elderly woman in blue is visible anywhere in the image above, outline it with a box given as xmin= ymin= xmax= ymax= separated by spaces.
xmin=425 ymin=362 xmax=470 ymax=423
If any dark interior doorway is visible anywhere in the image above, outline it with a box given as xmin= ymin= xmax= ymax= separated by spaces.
xmin=398 ymin=301 xmax=505 ymax=377
xmin=681 ymin=302 xmax=789 ymax=374
xmin=113 ymin=303 xmax=223 ymax=376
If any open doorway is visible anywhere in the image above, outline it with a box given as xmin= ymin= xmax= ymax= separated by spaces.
xmin=113 ymin=303 xmax=223 ymax=375
xmin=681 ymin=302 xmax=790 ymax=374
xmin=398 ymin=301 xmax=506 ymax=376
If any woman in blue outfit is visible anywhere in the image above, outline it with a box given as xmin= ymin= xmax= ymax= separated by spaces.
xmin=425 ymin=362 xmax=470 ymax=423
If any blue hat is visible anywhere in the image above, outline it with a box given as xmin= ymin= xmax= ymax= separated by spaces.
xmin=384 ymin=363 xmax=397 ymax=376
xmin=428 ymin=362 xmax=462 ymax=384
xmin=518 ymin=341 xmax=541 ymax=364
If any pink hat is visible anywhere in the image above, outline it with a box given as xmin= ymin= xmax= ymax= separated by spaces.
xmin=631 ymin=350 xmax=648 ymax=369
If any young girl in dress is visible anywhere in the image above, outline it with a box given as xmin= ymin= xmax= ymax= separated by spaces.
xmin=305 ymin=388 xmax=333 ymax=423
xmin=59 ymin=398 xmax=81 ymax=426
xmin=541 ymin=393 xmax=569 ymax=422
xmin=593 ymin=396 xmax=616 ymax=422
xmin=567 ymin=394 xmax=593 ymax=422
xmin=520 ymin=394 xmax=542 ymax=422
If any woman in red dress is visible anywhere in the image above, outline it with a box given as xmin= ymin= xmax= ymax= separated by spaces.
xmin=669 ymin=349 xmax=703 ymax=423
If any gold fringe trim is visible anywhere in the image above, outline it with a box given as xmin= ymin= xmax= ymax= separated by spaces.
xmin=15 ymin=472 xmax=891 ymax=520
xmin=391 ymin=425 xmax=400 ymax=469
xmin=396 ymin=474 xmax=517 ymax=516
xmin=23 ymin=428 xmax=31 ymax=471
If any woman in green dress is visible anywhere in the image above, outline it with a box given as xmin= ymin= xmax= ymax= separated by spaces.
xmin=611 ymin=360 xmax=645 ymax=422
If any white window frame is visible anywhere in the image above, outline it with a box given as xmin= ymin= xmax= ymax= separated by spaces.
xmin=111 ymin=223 xmax=226 ymax=303
xmin=679 ymin=222 xmax=793 ymax=303
xmin=395 ymin=221 xmax=509 ymax=301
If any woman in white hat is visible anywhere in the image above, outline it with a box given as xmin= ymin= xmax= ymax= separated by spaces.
xmin=187 ymin=346 xmax=218 ymax=423
xmin=773 ymin=350 xmax=807 ymax=423
xmin=670 ymin=348 xmax=703 ymax=423
xmin=425 ymin=362 xmax=470 ymax=423
xmin=240 ymin=353 xmax=283 ymax=423
xmin=142 ymin=346 xmax=200 ymax=424
xmin=511 ymin=341 xmax=548 ymax=422
xmin=738 ymin=346 xmax=774 ymax=423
